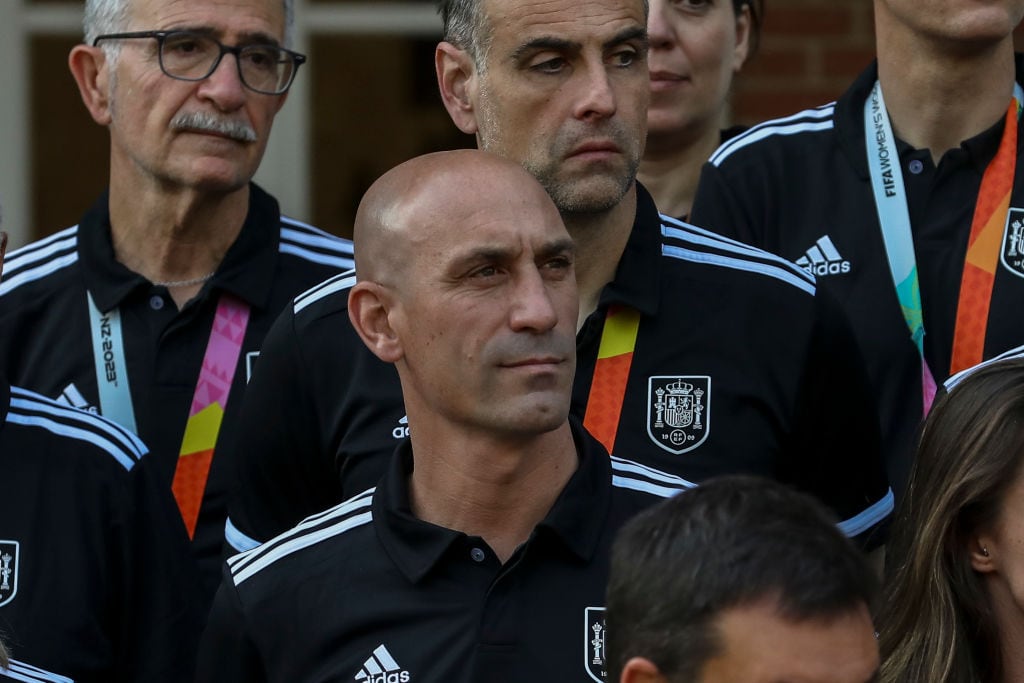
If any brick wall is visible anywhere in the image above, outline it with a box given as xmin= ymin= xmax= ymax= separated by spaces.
xmin=732 ymin=1 xmax=1024 ymax=127
xmin=732 ymin=0 xmax=874 ymax=125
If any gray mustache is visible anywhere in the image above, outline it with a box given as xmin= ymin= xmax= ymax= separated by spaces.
xmin=170 ymin=112 xmax=257 ymax=142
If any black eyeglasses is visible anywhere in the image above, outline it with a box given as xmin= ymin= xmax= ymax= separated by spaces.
xmin=93 ymin=30 xmax=306 ymax=95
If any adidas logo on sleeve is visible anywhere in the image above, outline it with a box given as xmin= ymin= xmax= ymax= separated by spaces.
xmin=795 ymin=235 xmax=852 ymax=277
xmin=354 ymin=645 xmax=410 ymax=682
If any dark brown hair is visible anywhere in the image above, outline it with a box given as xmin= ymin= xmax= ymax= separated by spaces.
xmin=879 ymin=358 xmax=1024 ymax=682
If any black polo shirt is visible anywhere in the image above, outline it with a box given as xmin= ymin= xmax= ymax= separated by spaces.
xmin=226 ymin=184 xmax=892 ymax=555
xmin=690 ymin=56 xmax=1024 ymax=494
xmin=0 ymin=184 xmax=354 ymax=601
xmin=198 ymin=422 xmax=690 ymax=683
xmin=0 ymin=381 xmax=202 ymax=683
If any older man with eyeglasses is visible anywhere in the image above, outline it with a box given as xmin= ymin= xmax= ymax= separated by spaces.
xmin=0 ymin=0 xmax=353 ymax=611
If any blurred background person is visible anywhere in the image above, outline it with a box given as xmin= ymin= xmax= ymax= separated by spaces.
xmin=879 ymin=356 xmax=1024 ymax=682
xmin=639 ymin=0 xmax=763 ymax=219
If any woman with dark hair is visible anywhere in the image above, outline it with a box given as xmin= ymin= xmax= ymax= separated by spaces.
xmin=879 ymin=357 xmax=1024 ymax=682
xmin=640 ymin=0 xmax=763 ymax=219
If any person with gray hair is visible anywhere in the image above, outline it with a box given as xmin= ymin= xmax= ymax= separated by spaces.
xmin=0 ymin=0 xmax=354 ymax=608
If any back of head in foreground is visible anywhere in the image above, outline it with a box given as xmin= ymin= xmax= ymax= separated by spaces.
xmin=607 ymin=475 xmax=879 ymax=683
xmin=879 ymin=357 xmax=1024 ymax=683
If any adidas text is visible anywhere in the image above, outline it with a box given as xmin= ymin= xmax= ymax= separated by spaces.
xmin=795 ymin=236 xmax=852 ymax=278
xmin=802 ymin=261 xmax=850 ymax=277
xmin=365 ymin=674 xmax=409 ymax=683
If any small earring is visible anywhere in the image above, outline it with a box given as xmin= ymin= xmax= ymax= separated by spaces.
xmin=982 ymin=547 xmax=990 ymax=557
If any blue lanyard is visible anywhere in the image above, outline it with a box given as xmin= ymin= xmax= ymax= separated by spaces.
xmin=87 ymin=292 xmax=139 ymax=434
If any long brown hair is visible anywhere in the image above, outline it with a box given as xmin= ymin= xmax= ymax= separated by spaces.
xmin=879 ymin=358 xmax=1024 ymax=682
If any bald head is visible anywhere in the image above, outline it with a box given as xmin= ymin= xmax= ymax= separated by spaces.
xmin=348 ymin=149 xmax=578 ymax=439
xmin=353 ymin=150 xmax=564 ymax=286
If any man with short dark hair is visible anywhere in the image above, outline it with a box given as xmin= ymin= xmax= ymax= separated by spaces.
xmin=196 ymin=150 xmax=692 ymax=683
xmin=606 ymin=476 xmax=880 ymax=683
xmin=0 ymin=0 xmax=354 ymax=601
xmin=225 ymin=0 xmax=892 ymax=560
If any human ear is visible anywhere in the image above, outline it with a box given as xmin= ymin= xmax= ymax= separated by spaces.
xmin=68 ymin=44 xmax=113 ymax=126
xmin=348 ymin=282 xmax=404 ymax=364
xmin=732 ymin=5 xmax=752 ymax=72
xmin=620 ymin=657 xmax=670 ymax=683
xmin=436 ymin=41 xmax=480 ymax=135
xmin=969 ymin=533 xmax=997 ymax=574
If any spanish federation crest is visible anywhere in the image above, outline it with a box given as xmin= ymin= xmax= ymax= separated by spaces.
xmin=584 ymin=607 xmax=607 ymax=681
xmin=647 ymin=376 xmax=711 ymax=454
xmin=1000 ymin=208 xmax=1024 ymax=279
xmin=0 ymin=541 xmax=19 ymax=607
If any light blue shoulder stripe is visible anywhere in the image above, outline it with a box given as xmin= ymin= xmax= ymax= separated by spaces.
xmin=612 ymin=476 xmax=686 ymax=499
xmin=610 ymin=456 xmax=696 ymax=487
xmin=294 ymin=272 xmax=357 ymax=313
xmin=710 ymin=105 xmax=836 ymax=166
xmin=837 ymin=488 xmax=894 ymax=538
xmin=10 ymin=387 xmax=147 ymax=457
xmin=610 ymin=457 xmax=694 ymax=498
xmin=2 ymin=659 xmax=75 ymax=683
xmin=281 ymin=216 xmax=348 ymax=242
xmin=228 ymin=487 xmax=376 ymax=576
xmin=944 ymin=343 xmax=1024 ymax=392
xmin=279 ymin=243 xmax=354 ymax=270
xmin=660 ymin=220 xmax=814 ymax=285
xmin=0 ymin=253 xmax=79 ymax=297
xmin=232 ymin=509 xmax=373 ymax=586
xmin=2 ymin=226 xmax=78 ymax=274
xmin=662 ymin=244 xmax=816 ymax=296
xmin=8 ymin=389 xmax=147 ymax=470
xmin=225 ymin=516 xmax=262 ymax=553
xmin=280 ymin=226 xmax=354 ymax=256
xmin=5 ymin=412 xmax=139 ymax=470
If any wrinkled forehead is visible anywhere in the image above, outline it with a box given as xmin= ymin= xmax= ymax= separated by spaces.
xmin=412 ymin=182 xmax=570 ymax=263
xmin=483 ymin=0 xmax=646 ymax=50
xmin=129 ymin=0 xmax=286 ymax=42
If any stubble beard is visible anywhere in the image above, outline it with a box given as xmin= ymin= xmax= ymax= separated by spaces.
xmin=476 ymin=84 xmax=639 ymax=217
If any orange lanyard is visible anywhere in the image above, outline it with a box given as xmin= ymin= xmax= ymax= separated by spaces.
xmin=582 ymin=306 xmax=641 ymax=453
xmin=950 ymin=97 xmax=1021 ymax=373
